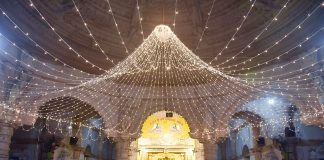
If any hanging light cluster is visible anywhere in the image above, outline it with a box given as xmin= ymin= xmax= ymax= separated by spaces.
xmin=0 ymin=0 xmax=323 ymax=142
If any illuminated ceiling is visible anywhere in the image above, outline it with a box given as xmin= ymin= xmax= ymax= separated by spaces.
xmin=0 ymin=0 xmax=323 ymax=140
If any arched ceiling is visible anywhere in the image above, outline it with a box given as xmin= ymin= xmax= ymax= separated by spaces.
xmin=0 ymin=0 xmax=323 ymax=74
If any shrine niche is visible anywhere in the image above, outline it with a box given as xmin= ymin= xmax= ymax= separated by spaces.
xmin=131 ymin=111 xmax=203 ymax=160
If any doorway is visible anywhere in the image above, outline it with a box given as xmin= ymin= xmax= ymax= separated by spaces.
xmin=134 ymin=111 xmax=202 ymax=160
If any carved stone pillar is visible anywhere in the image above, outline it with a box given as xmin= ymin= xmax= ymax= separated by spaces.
xmin=203 ymin=142 xmax=218 ymax=160
xmin=0 ymin=120 xmax=14 ymax=160
xmin=115 ymin=137 xmax=131 ymax=160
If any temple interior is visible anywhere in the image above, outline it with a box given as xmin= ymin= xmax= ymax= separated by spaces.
xmin=0 ymin=0 xmax=324 ymax=160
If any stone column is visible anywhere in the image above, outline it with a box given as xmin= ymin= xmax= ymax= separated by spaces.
xmin=0 ymin=120 xmax=14 ymax=160
xmin=129 ymin=141 xmax=138 ymax=160
xmin=203 ymin=142 xmax=218 ymax=160
xmin=115 ymin=137 xmax=131 ymax=160
xmin=194 ymin=140 xmax=204 ymax=160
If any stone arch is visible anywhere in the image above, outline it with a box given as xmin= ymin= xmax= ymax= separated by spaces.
xmin=38 ymin=96 xmax=103 ymax=123
xmin=231 ymin=111 xmax=264 ymax=151
xmin=232 ymin=111 xmax=264 ymax=126
xmin=130 ymin=110 xmax=203 ymax=160
xmin=125 ymin=109 xmax=200 ymax=139
xmin=231 ymin=111 xmax=267 ymax=160
xmin=221 ymin=94 xmax=262 ymax=139
xmin=14 ymin=89 xmax=109 ymax=128
xmin=140 ymin=111 xmax=192 ymax=138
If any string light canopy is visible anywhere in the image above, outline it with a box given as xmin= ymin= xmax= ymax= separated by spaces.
xmin=0 ymin=0 xmax=323 ymax=142
xmin=6 ymin=25 xmax=322 ymax=141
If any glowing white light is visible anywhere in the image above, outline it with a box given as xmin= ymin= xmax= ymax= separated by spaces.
xmin=268 ymin=99 xmax=275 ymax=105
xmin=154 ymin=25 xmax=173 ymax=42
